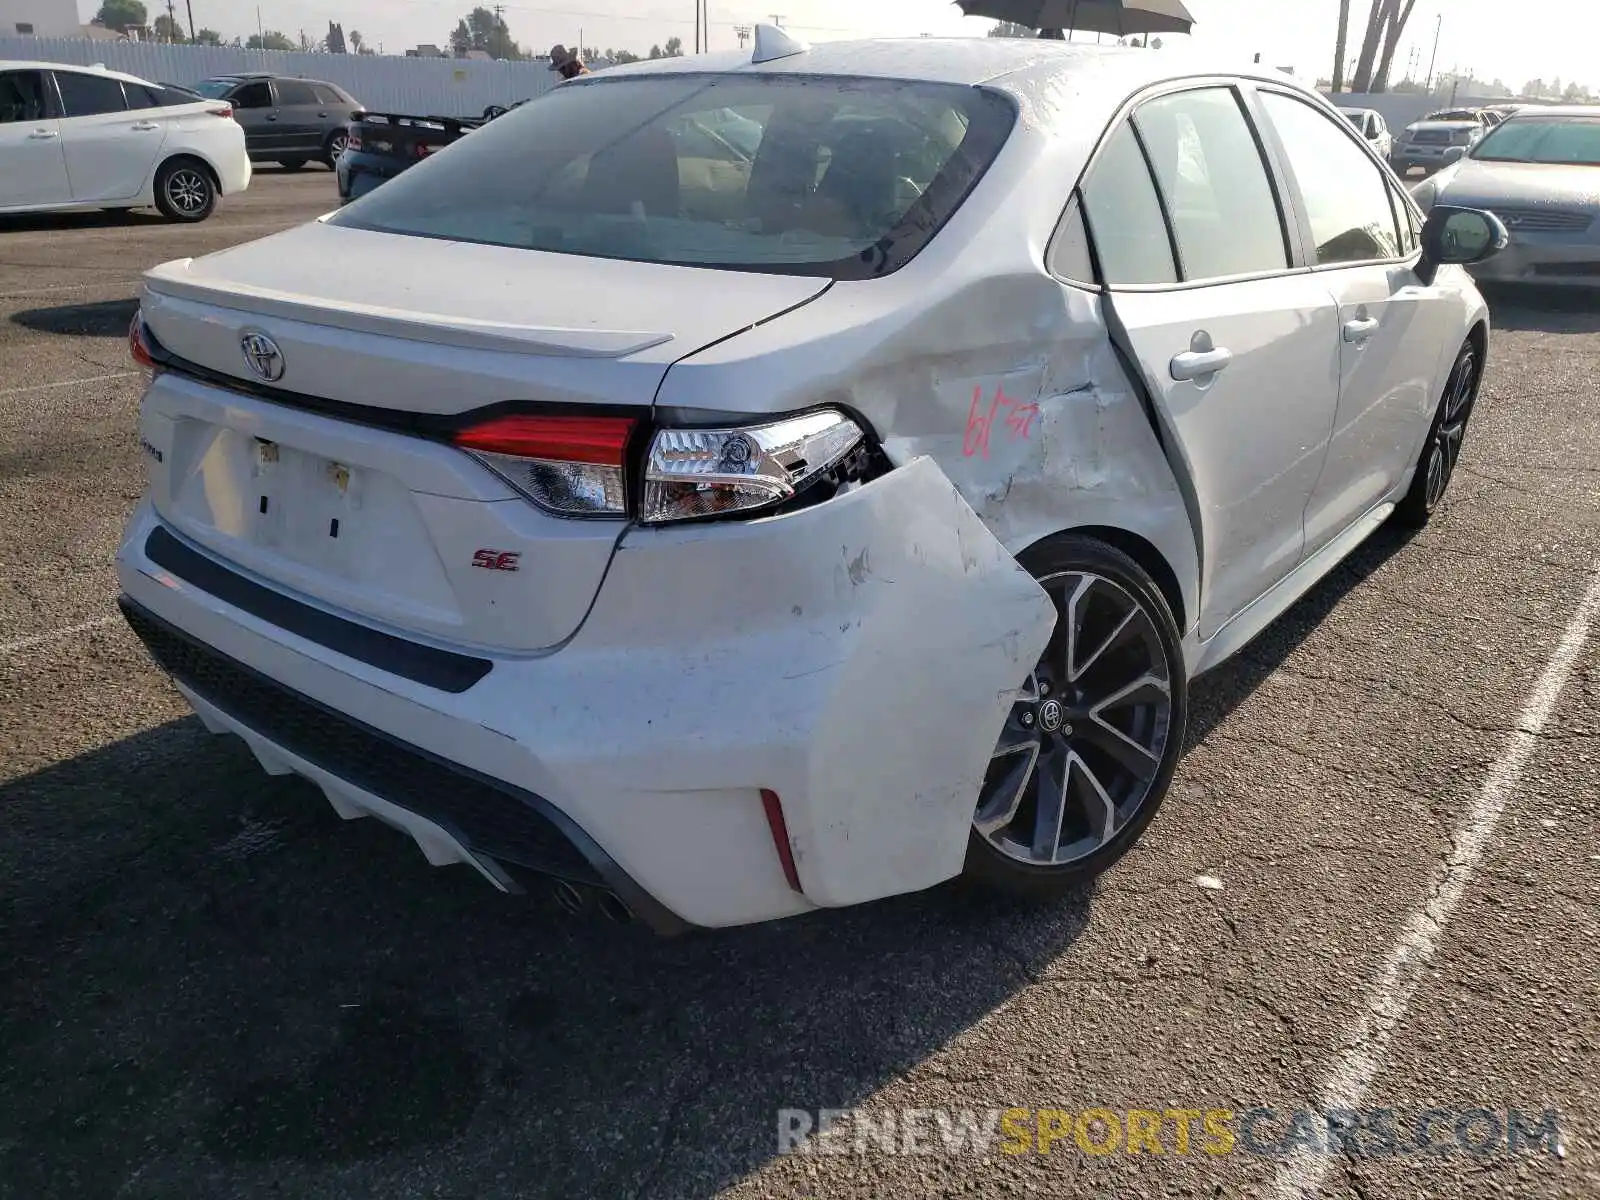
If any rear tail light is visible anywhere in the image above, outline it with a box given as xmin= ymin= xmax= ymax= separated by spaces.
xmin=208 ymin=105 xmax=234 ymax=119
xmin=641 ymin=410 xmax=865 ymax=524
xmin=416 ymin=142 xmax=438 ymax=158
xmin=128 ymin=313 xmax=160 ymax=381
xmin=452 ymin=414 xmax=636 ymax=517
xmin=347 ymin=129 xmax=363 ymax=151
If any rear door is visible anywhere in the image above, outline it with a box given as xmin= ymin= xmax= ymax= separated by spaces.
xmin=227 ymin=79 xmax=279 ymax=156
xmin=53 ymin=69 xmax=166 ymax=203
xmin=0 ymin=69 xmax=70 ymax=209
xmin=1084 ymin=83 xmax=1342 ymax=639
xmin=270 ymin=78 xmax=324 ymax=155
xmin=1256 ymin=89 xmax=1457 ymax=555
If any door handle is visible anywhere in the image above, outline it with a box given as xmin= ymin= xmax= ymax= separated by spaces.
xmin=28 ymin=128 xmax=58 ymax=140
xmin=317 ymin=111 xmax=329 ymax=118
xmin=131 ymin=121 xmax=160 ymax=131
xmin=1170 ymin=347 xmax=1233 ymax=382
xmin=1343 ymin=317 xmax=1380 ymax=343
xmin=265 ymin=114 xmax=279 ymax=121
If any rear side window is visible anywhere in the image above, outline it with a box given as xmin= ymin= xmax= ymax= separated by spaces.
xmin=55 ymin=71 xmax=129 ymax=118
xmin=1259 ymin=91 xmax=1401 ymax=265
xmin=1133 ymin=87 xmax=1288 ymax=280
xmin=312 ymin=82 xmax=348 ymax=106
xmin=1080 ymin=122 xmax=1177 ymax=286
xmin=123 ymin=83 xmax=161 ymax=109
xmin=275 ymin=80 xmax=320 ymax=106
xmin=0 ymin=70 xmax=50 ymax=123
xmin=329 ymin=74 xmax=1017 ymax=280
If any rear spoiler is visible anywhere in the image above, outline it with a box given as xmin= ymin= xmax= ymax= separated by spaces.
xmin=350 ymin=111 xmax=482 ymax=135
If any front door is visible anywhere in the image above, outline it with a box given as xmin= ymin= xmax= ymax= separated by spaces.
xmin=268 ymin=78 xmax=325 ymax=156
xmin=1082 ymin=86 xmax=1343 ymax=639
xmin=54 ymin=71 xmax=167 ymax=203
xmin=228 ymin=80 xmax=280 ymax=156
xmin=0 ymin=69 xmax=70 ymax=209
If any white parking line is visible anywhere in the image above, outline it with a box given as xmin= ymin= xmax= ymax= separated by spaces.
xmin=0 ymin=616 xmax=120 ymax=657
xmin=1272 ymin=561 xmax=1600 ymax=1198
xmin=0 ymin=372 xmax=141 ymax=398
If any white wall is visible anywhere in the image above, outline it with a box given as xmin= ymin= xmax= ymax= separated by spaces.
xmin=0 ymin=35 xmax=565 ymax=117
xmin=0 ymin=0 xmax=81 ymax=38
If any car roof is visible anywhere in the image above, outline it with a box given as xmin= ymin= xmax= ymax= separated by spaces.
xmin=0 ymin=59 xmax=155 ymax=86
xmin=1502 ymin=105 xmax=1600 ymax=119
xmin=1338 ymin=106 xmax=1376 ymax=115
xmin=593 ymin=36 xmax=1289 ymax=93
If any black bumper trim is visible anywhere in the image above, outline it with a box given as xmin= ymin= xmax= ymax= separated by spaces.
xmin=144 ymin=526 xmax=491 ymax=694
xmin=118 ymin=596 xmax=694 ymax=936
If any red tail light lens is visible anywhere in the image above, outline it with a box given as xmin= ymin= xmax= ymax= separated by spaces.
xmin=208 ymin=105 xmax=234 ymax=119
xmin=128 ymin=313 xmax=160 ymax=379
xmin=452 ymin=414 xmax=637 ymax=517
xmin=347 ymin=129 xmax=363 ymax=151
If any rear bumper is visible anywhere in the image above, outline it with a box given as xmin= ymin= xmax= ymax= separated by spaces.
xmin=336 ymin=152 xmax=408 ymax=202
xmin=116 ymin=464 xmax=1055 ymax=930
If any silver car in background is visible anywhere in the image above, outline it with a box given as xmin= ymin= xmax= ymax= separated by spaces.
xmin=1391 ymin=113 xmax=1487 ymax=176
xmin=1414 ymin=106 xmax=1600 ymax=287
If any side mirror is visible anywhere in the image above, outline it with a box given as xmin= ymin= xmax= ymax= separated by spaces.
xmin=1443 ymin=146 xmax=1467 ymax=164
xmin=1416 ymin=206 xmax=1508 ymax=285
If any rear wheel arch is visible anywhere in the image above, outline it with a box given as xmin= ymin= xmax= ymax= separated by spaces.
xmin=157 ymin=152 xmax=220 ymax=192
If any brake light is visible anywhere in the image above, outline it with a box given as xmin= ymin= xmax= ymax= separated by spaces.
xmin=416 ymin=142 xmax=437 ymax=158
xmin=208 ymin=105 xmax=233 ymax=119
xmin=452 ymin=414 xmax=637 ymax=517
xmin=128 ymin=313 xmax=160 ymax=380
xmin=347 ymin=129 xmax=363 ymax=151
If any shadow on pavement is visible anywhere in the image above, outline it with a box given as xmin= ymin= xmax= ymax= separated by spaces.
xmin=1480 ymin=283 xmax=1600 ymax=335
xmin=0 ymin=209 xmax=164 ymax=234
xmin=0 ymin=717 xmax=1093 ymax=1198
xmin=11 ymin=298 xmax=140 ymax=338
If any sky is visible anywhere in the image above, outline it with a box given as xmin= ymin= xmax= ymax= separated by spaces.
xmin=84 ymin=0 xmax=1597 ymax=93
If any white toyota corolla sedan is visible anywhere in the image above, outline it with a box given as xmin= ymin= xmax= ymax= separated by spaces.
xmin=1 ymin=60 xmax=250 ymax=222
xmin=117 ymin=30 xmax=1507 ymax=932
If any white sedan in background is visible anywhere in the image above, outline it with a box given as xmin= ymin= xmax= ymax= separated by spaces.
xmin=118 ymin=31 xmax=1506 ymax=932
xmin=0 ymin=60 xmax=249 ymax=222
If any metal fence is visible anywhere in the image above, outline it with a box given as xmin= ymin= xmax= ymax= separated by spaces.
xmin=0 ymin=36 xmax=564 ymax=117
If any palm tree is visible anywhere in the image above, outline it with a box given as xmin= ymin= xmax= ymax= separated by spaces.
xmin=350 ymin=29 xmax=365 ymax=54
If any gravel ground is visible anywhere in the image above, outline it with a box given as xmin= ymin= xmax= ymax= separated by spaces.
xmin=1 ymin=169 xmax=1597 ymax=1200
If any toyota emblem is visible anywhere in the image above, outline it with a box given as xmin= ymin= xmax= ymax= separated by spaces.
xmin=240 ymin=331 xmax=285 ymax=383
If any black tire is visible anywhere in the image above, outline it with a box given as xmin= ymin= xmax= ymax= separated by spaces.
xmin=323 ymin=130 xmax=349 ymax=169
xmin=278 ymin=158 xmax=308 ymax=172
xmin=963 ymin=535 xmax=1188 ymax=900
xmin=153 ymin=159 xmax=217 ymax=223
xmin=1393 ymin=336 xmax=1482 ymax=530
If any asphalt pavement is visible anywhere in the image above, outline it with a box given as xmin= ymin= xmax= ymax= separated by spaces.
xmin=1 ymin=169 xmax=1597 ymax=1200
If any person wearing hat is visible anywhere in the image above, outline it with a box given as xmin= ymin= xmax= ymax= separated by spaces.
xmin=549 ymin=44 xmax=590 ymax=80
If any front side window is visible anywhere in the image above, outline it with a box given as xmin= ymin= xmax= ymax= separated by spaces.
xmin=0 ymin=70 xmax=49 ymax=123
xmin=231 ymin=81 xmax=273 ymax=109
xmin=330 ymin=74 xmax=1015 ymax=280
xmin=1134 ymin=87 xmax=1288 ymax=280
xmin=1472 ymin=116 xmax=1600 ymax=166
xmin=1259 ymin=91 xmax=1401 ymax=266
xmin=1080 ymin=122 xmax=1177 ymax=286
xmin=55 ymin=71 xmax=128 ymax=118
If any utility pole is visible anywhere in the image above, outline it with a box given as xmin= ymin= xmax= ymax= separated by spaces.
xmin=184 ymin=0 xmax=194 ymax=40
xmin=1331 ymin=0 xmax=1351 ymax=92
xmin=1425 ymin=13 xmax=1442 ymax=93
xmin=735 ymin=24 xmax=751 ymax=48
xmin=694 ymin=0 xmax=701 ymax=53
xmin=769 ymin=14 xmax=785 ymax=27
xmin=164 ymin=0 xmax=176 ymax=41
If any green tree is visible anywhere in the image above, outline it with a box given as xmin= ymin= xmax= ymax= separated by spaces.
xmin=194 ymin=27 xmax=223 ymax=45
xmin=246 ymin=30 xmax=295 ymax=51
xmin=664 ymin=36 xmax=683 ymax=56
xmin=450 ymin=7 xmax=522 ymax=59
xmin=152 ymin=13 xmax=186 ymax=41
xmin=986 ymin=21 xmax=1034 ymax=37
xmin=94 ymin=0 xmax=147 ymax=33
xmin=350 ymin=29 xmax=365 ymax=53
xmin=648 ymin=44 xmax=663 ymax=59
xmin=612 ymin=49 xmax=641 ymax=64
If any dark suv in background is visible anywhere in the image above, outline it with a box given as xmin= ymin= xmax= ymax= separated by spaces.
xmin=194 ymin=73 xmax=360 ymax=170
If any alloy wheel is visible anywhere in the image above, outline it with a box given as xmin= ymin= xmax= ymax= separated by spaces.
xmin=1424 ymin=345 xmax=1479 ymax=510
xmin=329 ymin=132 xmax=349 ymax=159
xmin=973 ymin=571 xmax=1174 ymax=868
xmin=166 ymin=169 xmax=210 ymax=215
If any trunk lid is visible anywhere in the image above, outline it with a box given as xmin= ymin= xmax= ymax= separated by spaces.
xmin=137 ymin=220 xmax=829 ymax=655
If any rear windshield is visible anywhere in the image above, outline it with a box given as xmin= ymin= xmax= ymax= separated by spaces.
xmin=193 ymin=79 xmax=237 ymax=99
xmin=327 ymin=73 xmax=1017 ymax=279
xmin=1472 ymin=117 xmax=1600 ymax=166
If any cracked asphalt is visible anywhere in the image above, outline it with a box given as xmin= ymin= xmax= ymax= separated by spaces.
xmin=2 ymin=171 xmax=1598 ymax=1200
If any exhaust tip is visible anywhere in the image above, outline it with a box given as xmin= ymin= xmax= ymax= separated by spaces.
xmin=551 ymin=879 xmax=588 ymax=916
xmin=597 ymin=891 xmax=634 ymax=924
